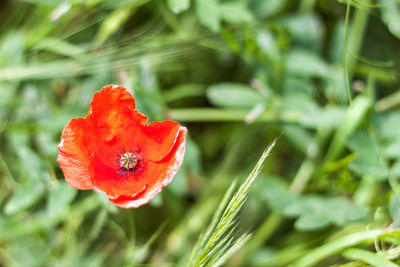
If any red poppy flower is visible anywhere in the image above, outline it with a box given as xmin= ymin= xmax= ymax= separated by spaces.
xmin=57 ymin=85 xmax=187 ymax=208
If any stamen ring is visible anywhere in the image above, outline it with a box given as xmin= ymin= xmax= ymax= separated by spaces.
xmin=120 ymin=152 xmax=137 ymax=169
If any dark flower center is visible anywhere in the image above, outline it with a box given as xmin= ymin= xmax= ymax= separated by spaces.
xmin=120 ymin=152 xmax=137 ymax=169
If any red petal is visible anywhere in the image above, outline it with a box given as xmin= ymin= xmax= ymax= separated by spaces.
xmin=89 ymin=151 xmax=148 ymax=198
xmin=57 ymin=84 xmax=188 ymax=209
xmin=89 ymin=84 xmax=136 ymax=115
xmin=57 ymin=118 xmax=93 ymax=190
xmin=89 ymin=85 xmax=147 ymax=138
xmin=127 ymin=120 xmax=181 ymax=162
xmin=108 ymin=126 xmax=187 ymax=208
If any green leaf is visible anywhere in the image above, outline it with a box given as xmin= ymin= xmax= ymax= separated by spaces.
xmin=195 ymin=0 xmax=220 ymax=32
xmin=324 ymin=66 xmax=348 ymax=104
xmin=0 ymin=195 xmax=101 ymax=243
xmin=207 ymin=83 xmax=265 ymax=109
xmin=4 ymin=183 xmax=44 ymax=215
xmin=281 ymin=95 xmax=315 ymax=114
xmin=0 ymin=31 xmax=25 ymax=67
xmin=378 ymin=0 xmax=400 ymax=40
xmin=163 ymin=83 xmax=206 ymax=102
xmin=300 ymin=106 xmax=346 ymax=129
xmin=279 ymin=14 xmax=324 ymax=51
xmin=167 ymin=0 xmax=190 ymax=14
xmin=249 ymin=248 xmax=278 ymax=266
xmin=343 ymin=248 xmax=398 ymax=267
xmin=376 ymin=112 xmax=400 ymax=140
xmin=133 ymin=61 xmax=165 ymax=120
xmin=10 ymin=133 xmax=44 ymax=182
xmin=283 ymin=198 xmax=309 ymax=217
xmin=255 ymin=29 xmax=281 ymax=62
xmin=7 ymin=237 xmax=48 ymax=267
xmin=254 ymin=176 xmax=296 ymax=211
xmin=219 ymin=3 xmax=253 ymax=24
xmin=285 ymin=49 xmax=329 ymax=77
xmin=295 ymin=213 xmax=331 ymax=231
xmin=324 ymin=96 xmax=372 ymax=164
xmin=283 ymin=195 xmax=367 ymax=231
xmin=282 ymin=87 xmax=346 ymax=129
xmin=347 ymin=131 xmax=389 ymax=181
xmin=328 ymin=20 xmax=345 ymax=63
xmin=283 ymin=77 xmax=314 ymax=96
xmin=382 ymin=137 xmax=400 ymax=158
xmin=96 ymin=6 xmax=134 ymax=43
xmin=248 ymin=0 xmax=288 ymax=19
xmin=283 ymin=125 xmax=315 ymax=155
xmin=325 ymin=197 xmax=367 ymax=225
xmin=47 ymin=182 xmax=77 ymax=215
xmin=377 ymin=112 xmax=400 ymax=159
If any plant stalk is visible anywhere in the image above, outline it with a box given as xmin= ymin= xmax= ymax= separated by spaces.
xmin=168 ymin=108 xmax=300 ymax=123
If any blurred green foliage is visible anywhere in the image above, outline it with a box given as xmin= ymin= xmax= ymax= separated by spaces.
xmin=1 ymin=0 xmax=400 ymax=266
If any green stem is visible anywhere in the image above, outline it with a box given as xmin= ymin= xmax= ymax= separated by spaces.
xmin=353 ymin=175 xmax=378 ymax=206
xmin=243 ymin=212 xmax=283 ymax=259
xmin=80 ymin=207 xmax=108 ymax=253
xmin=289 ymin=158 xmax=316 ymax=195
xmin=343 ymin=248 xmax=399 ymax=267
xmin=366 ymin=74 xmax=376 ymax=101
xmin=343 ymin=0 xmax=352 ymax=104
xmin=345 ymin=1 xmax=371 ymax=69
xmin=167 ymin=108 xmax=300 ymax=123
xmin=323 ymin=96 xmax=371 ymax=165
xmin=343 ymin=0 xmax=372 ymax=104
xmin=376 ymin=88 xmax=400 ymax=112
xmin=157 ymin=0 xmax=180 ymax=34
xmin=291 ymin=229 xmax=400 ymax=267
xmin=353 ymin=76 xmax=379 ymax=206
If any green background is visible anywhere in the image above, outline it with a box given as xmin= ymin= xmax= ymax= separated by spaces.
xmin=1 ymin=0 xmax=400 ymax=266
